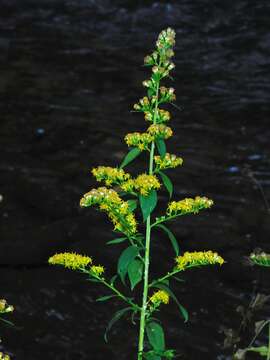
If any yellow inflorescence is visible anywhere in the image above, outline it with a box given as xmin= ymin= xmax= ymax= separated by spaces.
xmin=124 ymin=132 xmax=153 ymax=151
xmin=48 ymin=252 xmax=92 ymax=270
xmin=149 ymin=290 xmax=169 ymax=305
xmin=121 ymin=174 xmax=161 ymax=196
xmin=144 ymin=109 xmax=171 ymax=123
xmin=136 ymin=174 xmax=161 ymax=196
xmin=80 ymin=187 xmax=137 ymax=235
xmin=0 ymin=353 xmax=10 ymax=360
xmin=175 ymin=251 xmax=224 ymax=271
xmin=167 ymin=196 xmax=213 ymax=216
xmin=0 ymin=299 xmax=14 ymax=314
xmin=92 ymin=166 xmax=130 ymax=186
xmin=120 ymin=179 xmax=135 ymax=193
xmin=147 ymin=124 xmax=173 ymax=139
xmin=90 ymin=265 xmax=105 ymax=276
xmin=154 ymin=153 xmax=183 ymax=170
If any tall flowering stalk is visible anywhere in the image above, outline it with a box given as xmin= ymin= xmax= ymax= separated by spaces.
xmin=49 ymin=28 xmax=224 ymax=359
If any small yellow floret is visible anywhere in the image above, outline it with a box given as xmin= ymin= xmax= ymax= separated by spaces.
xmin=48 ymin=253 xmax=92 ymax=270
xmin=90 ymin=265 xmax=105 ymax=276
xmin=149 ymin=290 xmax=169 ymax=305
xmin=175 ymin=251 xmax=224 ymax=271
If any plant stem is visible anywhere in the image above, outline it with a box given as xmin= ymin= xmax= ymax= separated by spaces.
xmin=100 ymin=278 xmax=140 ymax=310
xmin=267 ymin=322 xmax=270 ymax=360
xmin=137 ymin=79 xmax=160 ymax=360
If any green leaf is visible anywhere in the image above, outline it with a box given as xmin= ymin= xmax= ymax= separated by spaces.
xmin=106 ymin=237 xmax=127 ymax=245
xmin=154 ymin=283 xmax=188 ymax=322
xmin=104 ymin=307 xmax=132 ymax=342
xmin=96 ymin=295 xmax=116 ymax=302
xmin=145 ymin=354 xmax=161 ymax=360
xmin=147 ymin=88 xmax=156 ymax=97
xmin=127 ymin=199 xmax=138 ymax=212
xmin=249 ymin=346 xmax=269 ymax=356
xmin=146 ymin=321 xmax=165 ymax=351
xmin=139 ymin=190 xmax=157 ymax=222
xmin=156 ymin=139 xmax=166 ymax=158
xmin=120 ymin=147 xmax=141 ymax=169
xmin=117 ymin=246 xmax=140 ymax=283
xmin=159 ymin=171 xmax=173 ymax=198
xmin=172 ymin=276 xmax=185 ymax=283
xmin=156 ymin=224 xmax=179 ymax=256
xmin=110 ymin=274 xmax=118 ymax=285
xmin=128 ymin=259 xmax=144 ymax=290
xmin=0 ymin=317 xmax=14 ymax=327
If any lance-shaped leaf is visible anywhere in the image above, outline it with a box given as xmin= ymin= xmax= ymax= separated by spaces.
xmin=156 ymin=139 xmax=166 ymax=158
xmin=146 ymin=321 xmax=165 ymax=352
xmin=153 ymin=283 xmax=188 ymax=322
xmin=120 ymin=147 xmax=141 ymax=168
xmin=127 ymin=199 xmax=138 ymax=212
xmin=128 ymin=259 xmax=144 ymax=290
xmin=159 ymin=171 xmax=173 ymax=198
xmin=156 ymin=224 xmax=179 ymax=256
xmin=106 ymin=237 xmax=127 ymax=245
xmin=117 ymin=246 xmax=140 ymax=283
xmin=96 ymin=295 xmax=117 ymax=302
xmin=140 ymin=190 xmax=157 ymax=222
xmin=104 ymin=306 xmax=133 ymax=342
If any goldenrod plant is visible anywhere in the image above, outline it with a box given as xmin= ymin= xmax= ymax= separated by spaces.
xmin=0 ymin=299 xmax=14 ymax=360
xmin=49 ymin=28 xmax=224 ymax=359
xmin=233 ymin=252 xmax=270 ymax=360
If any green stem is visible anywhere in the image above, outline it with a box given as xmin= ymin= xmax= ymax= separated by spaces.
xmin=137 ymin=78 xmax=160 ymax=360
xmin=100 ymin=278 xmax=140 ymax=310
xmin=267 ymin=322 xmax=270 ymax=360
xmin=149 ymin=269 xmax=179 ymax=287
xmin=81 ymin=269 xmax=140 ymax=310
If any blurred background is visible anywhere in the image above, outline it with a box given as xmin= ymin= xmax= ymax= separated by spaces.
xmin=0 ymin=1 xmax=270 ymax=359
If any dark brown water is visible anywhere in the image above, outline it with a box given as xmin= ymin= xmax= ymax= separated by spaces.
xmin=0 ymin=1 xmax=270 ymax=359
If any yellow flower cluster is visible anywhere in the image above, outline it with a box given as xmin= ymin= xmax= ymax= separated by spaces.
xmin=147 ymin=124 xmax=173 ymax=139
xmin=149 ymin=290 xmax=169 ymax=305
xmin=144 ymin=109 xmax=171 ymax=123
xmin=175 ymin=251 xmax=224 ymax=271
xmin=133 ymin=96 xmax=153 ymax=111
xmin=154 ymin=153 xmax=183 ymax=170
xmin=250 ymin=252 xmax=270 ymax=267
xmin=167 ymin=196 xmax=213 ymax=216
xmin=80 ymin=187 xmax=137 ymax=235
xmin=0 ymin=299 xmax=14 ymax=314
xmin=0 ymin=353 xmax=10 ymax=360
xmin=92 ymin=166 xmax=130 ymax=186
xmin=90 ymin=265 xmax=105 ymax=276
xmin=48 ymin=252 xmax=92 ymax=270
xmin=121 ymin=174 xmax=161 ymax=196
xmin=124 ymin=132 xmax=153 ymax=151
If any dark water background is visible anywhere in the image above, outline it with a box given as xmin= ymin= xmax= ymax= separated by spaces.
xmin=1 ymin=1 xmax=270 ymax=359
